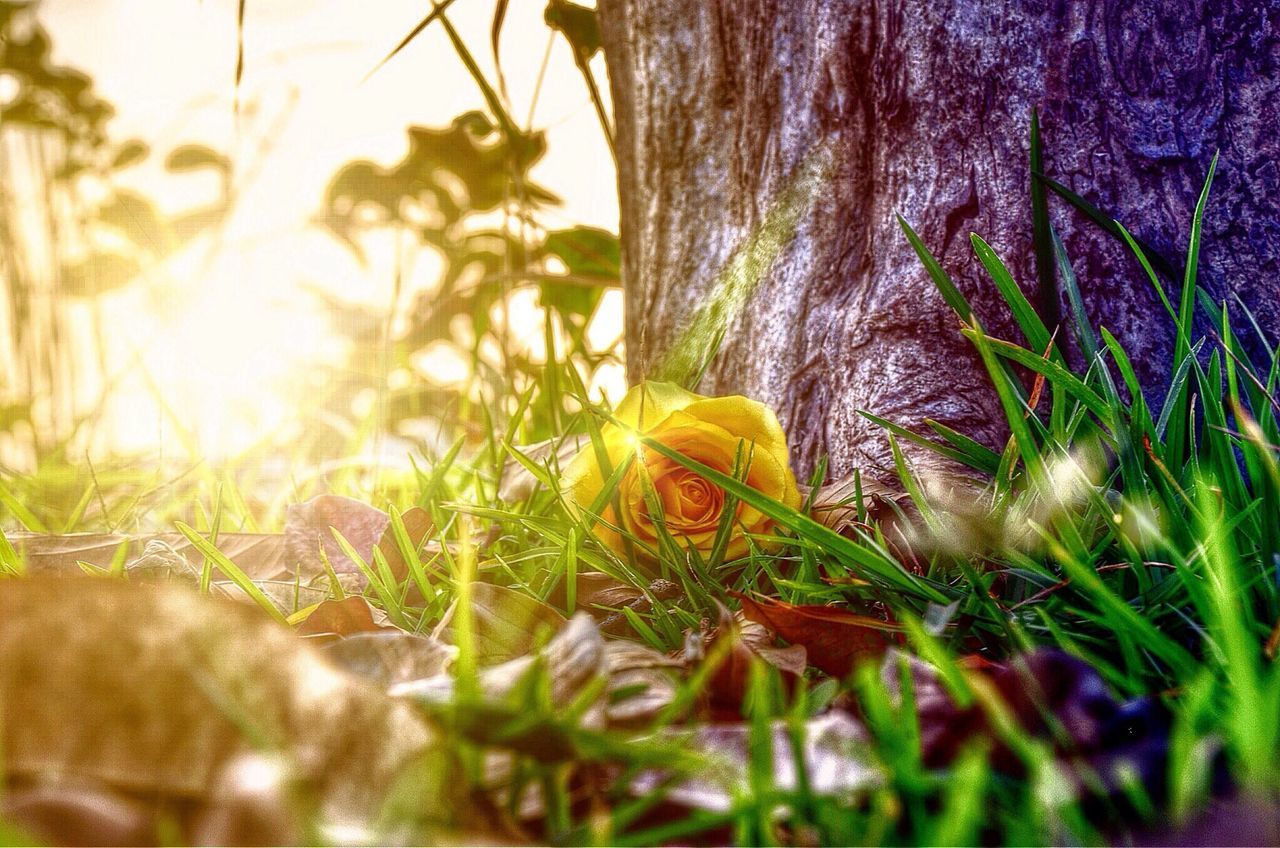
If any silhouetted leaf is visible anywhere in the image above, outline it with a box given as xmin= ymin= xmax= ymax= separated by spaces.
xmin=61 ymin=251 xmax=141 ymax=298
xmin=97 ymin=190 xmax=171 ymax=254
xmin=169 ymin=203 xmax=231 ymax=246
xmin=109 ymin=139 xmax=149 ymax=171
xmin=165 ymin=144 xmax=231 ymax=175
xmin=544 ymin=0 xmax=601 ymax=59
xmin=542 ymin=226 xmax=619 ymax=280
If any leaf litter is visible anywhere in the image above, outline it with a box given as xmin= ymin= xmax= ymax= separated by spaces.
xmin=1 ymin=488 xmax=1176 ymax=845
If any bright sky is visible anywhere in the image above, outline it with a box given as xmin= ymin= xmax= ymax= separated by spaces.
xmin=36 ymin=0 xmax=618 ymax=460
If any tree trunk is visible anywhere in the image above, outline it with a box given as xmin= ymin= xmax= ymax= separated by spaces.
xmin=597 ymin=0 xmax=1280 ymax=482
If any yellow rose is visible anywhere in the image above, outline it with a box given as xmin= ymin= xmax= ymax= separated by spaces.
xmin=563 ymin=382 xmax=801 ymax=562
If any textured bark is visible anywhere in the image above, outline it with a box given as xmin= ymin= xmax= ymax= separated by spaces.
xmin=598 ymin=0 xmax=1280 ymax=481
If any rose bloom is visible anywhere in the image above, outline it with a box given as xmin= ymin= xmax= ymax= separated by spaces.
xmin=563 ymin=381 xmax=801 ymax=562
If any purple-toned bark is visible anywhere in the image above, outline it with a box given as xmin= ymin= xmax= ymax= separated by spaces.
xmin=599 ymin=0 xmax=1280 ymax=480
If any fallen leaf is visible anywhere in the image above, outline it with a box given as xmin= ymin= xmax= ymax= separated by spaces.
xmin=603 ymin=640 xmax=683 ymax=728
xmin=125 ymin=538 xmax=201 ymax=581
xmin=687 ymin=603 xmax=806 ymax=717
xmin=547 ymin=571 xmax=683 ymax=637
xmin=547 ymin=570 xmax=643 ymax=612
xmin=324 ymin=631 xmax=456 ymax=688
xmin=437 ymin=582 xmax=567 ymax=665
xmin=12 ymin=532 xmax=286 ymax=580
xmin=0 ymin=784 xmax=156 ymax=847
xmin=214 ymin=580 xmax=332 ymax=616
xmin=284 ymin=495 xmax=389 ymax=576
xmin=296 ymin=595 xmax=387 ymax=640
xmin=882 ymin=647 xmax=1172 ymax=797
xmin=376 ymin=506 xmax=437 ymax=583
xmin=732 ymin=592 xmax=895 ymax=678
xmin=631 ymin=711 xmax=879 ymax=812
xmin=0 ymin=578 xmax=437 ymax=839
xmin=188 ymin=753 xmax=305 ymax=847
xmin=397 ymin=613 xmax=606 ymax=718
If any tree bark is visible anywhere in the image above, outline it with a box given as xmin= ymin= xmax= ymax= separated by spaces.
xmin=598 ymin=0 xmax=1280 ymax=481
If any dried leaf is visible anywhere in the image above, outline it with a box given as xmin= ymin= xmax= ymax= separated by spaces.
xmin=805 ymin=474 xmax=903 ymax=533
xmin=732 ymin=592 xmax=895 ymax=679
xmin=284 ymin=495 xmax=389 ymax=576
xmin=398 ymin=613 xmax=604 ymax=712
xmin=296 ymin=595 xmax=386 ymax=640
xmin=376 ymin=505 xmax=437 ymax=583
xmin=0 ymin=578 xmax=436 ymax=834
xmin=884 ymin=647 xmax=1171 ymax=794
xmin=12 ymin=532 xmax=286 ymax=580
xmin=632 ymin=711 xmax=879 ymax=812
xmin=548 ymin=570 xmax=641 ymax=611
xmin=437 ymin=582 xmax=567 ymax=665
xmin=125 ymin=538 xmax=200 ymax=581
xmin=604 ymin=640 xmax=683 ymax=728
xmin=188 ymin=753 xmax=305 ymax=846
xmin=212 ymin=580 xmax=332 ymax=616
xmin=0 ymin=784 xmax=155 ymax=847
xmin=324 ymin=631 xmax=456 ymax=688
xmin=688 ymin=604 xmax=806 ymax=716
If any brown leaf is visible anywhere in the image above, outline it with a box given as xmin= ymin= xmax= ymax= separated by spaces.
xmin=12 ymin=532 xmax=286 ymax=580
xmin=284 ymin=495 xmax=389 ymax=576
xmin=211 ymin=579 xmax=332 ymax=616
xmin=547 ymin=570 xmax=643 ymax=612
xmin=397 ymin=613 xmax=604 ymax=713
xmin=631 ymin=711 xmax=878 ymax=812
xmin=603 ymin=640 xmax=683 ymax=728
xmin=0 ymin=578 xmax=436 ymax=834
xmin=689 ymin=603 xmax=806 ymax=717
xmin=324 ymin=631 xmax=456 ymax=688
xmin=0 ymin=784 xmax=156 ymax=847
xmin=437 ymin=582 xmax=567 ymax=665
xmin=376 ymin=506 xmax=437 ymax=583
xmin=125 ymin=538 xmax=201 ymax=581
xmin=732 ymin=592 xmax=895 ymax=679
xmin=296 ymin=595 xmax=387 ymax=641
xmin=547 ymin=572 xmax=684 ymax=638
xmin=805 ymin=474 xmax=903 ymax=534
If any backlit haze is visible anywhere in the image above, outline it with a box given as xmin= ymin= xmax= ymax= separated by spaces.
xmin=35 ymin=0 xmax=620 ymax=464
